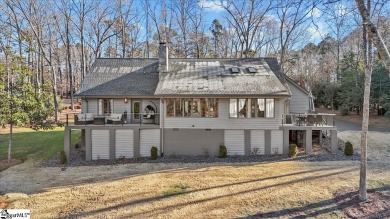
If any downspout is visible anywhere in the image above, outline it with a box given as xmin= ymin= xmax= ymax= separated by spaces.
xmin=160 ymin=98 xmax=164 ymax=157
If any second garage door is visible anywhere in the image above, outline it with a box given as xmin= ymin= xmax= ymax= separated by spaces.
xmin=224 ymin=130 xmax=245 ymax=155
xmin=92 ymin=130 xmax=110 ymax=160
xmin=115 ymin=129 xmax=134 ymax=158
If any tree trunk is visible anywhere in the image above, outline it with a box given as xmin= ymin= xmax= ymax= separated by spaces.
xmin=356 ymin=0 xmax=390 ymax=76
xmin=359 ymin=0 xmax=373 ymax=202
xmin=8 ymin=123 xmax=12 ymax=162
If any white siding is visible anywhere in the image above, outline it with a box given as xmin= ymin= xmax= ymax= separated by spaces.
xmin=84 ymin=99 xmax=98 ymax=115
xmin=91 ymin=130 xmax=110 ymax=160
xmin=164 ymin=98 xmax=283 ymax=129
xmin=271 ymin=130 xmax=283 ymax=155
xmin=224 ymin=130 xmax=245 ymax=155
xmin=287 ymin=80 xmax=309 ymax=114
xmin=115 ymin=130 xmax=134 ymax=158
xmin=113 ymin=99 xmax=131 ymax=114
xmin=140 ymin=129 xmax=160 ymax=157
xmin=81 ymin=99 xmax=87 ymax=113
xmin=250 ymin=130 xmax=265 ymax=155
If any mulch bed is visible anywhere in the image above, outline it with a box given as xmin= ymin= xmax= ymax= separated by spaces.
xmin=334 ymin=187 xmax=390 ymax=219
xmin=0 ymin=159 xmax=23 ymax=172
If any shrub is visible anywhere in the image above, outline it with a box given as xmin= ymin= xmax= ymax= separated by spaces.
xmin=288 ymin=144 xmax=299 ymax=157
xmin=151 ymin=146 xmax=158 ymax=160
xmin=344 ymin=141 xmax=353 ymax=156
xmin=339 ymin=105 xmax=349 ymax=116
xmin=219 ymin=145 xmax=227 ymax=158
xmin=59 ymin=150 xmax=67 ymax=165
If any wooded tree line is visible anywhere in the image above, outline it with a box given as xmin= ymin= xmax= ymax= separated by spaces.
xmin=0 ymin=0 xmax=389 ymax=116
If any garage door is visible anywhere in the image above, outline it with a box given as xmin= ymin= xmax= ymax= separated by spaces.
xmin=92 ymin=130 xmax=110 ymax=160
xmin=140 ymin=129 xmax=160 ymax=157
xmin=224 ymin=130 xmax=245 ymax=155
xmin=271 ymin=130 xmax=283 ymax=154
xmin=115 ymin=129 xmax=134 ymax=158
xmin=251 ymin=130 xmax=265 ymax=155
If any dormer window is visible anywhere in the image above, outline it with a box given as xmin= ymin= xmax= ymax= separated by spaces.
xmin=247 ymin=67 xmax=257 ymax=73
xmin=230 ymin=67 xmax=240 ymax=74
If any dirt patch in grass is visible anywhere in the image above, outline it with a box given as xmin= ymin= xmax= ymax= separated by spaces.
xmin=334 ymin=187 xmax=390 ymax=218
xmin=0 ymin=159 xmax=23 ymax=172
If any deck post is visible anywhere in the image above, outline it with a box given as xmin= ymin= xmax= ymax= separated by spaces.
xmin=283 ymin=129 xmax=289 ymax=155
xmin=64 ymin=127 xmax=71 ymax=159
xmin=85 ymin=129 xmax=92 ymax=161
xmin=305 ymin=130 xmax=312 ymax=154
xmin=330 ymin=130 xmax=338 ymax=154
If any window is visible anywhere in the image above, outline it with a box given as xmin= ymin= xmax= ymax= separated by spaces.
xmin=238 ymin=99 xmax=247 ymax=118
xmin=167 ymin=99 xmax=175 ymax=117
xmin=266 ymin=99 xmax=274 ymax=118
xmin=183 ymin=99 xmax=192 ymax=117
xmin=229 ymin=98 xmax=274 ymax=118
xmin=192 ymin=98 xmax=201 ymax=117
xmin=209 ymin=98 xmax=218 ymax=117
xmin=257 ymin=99 xmax=265 ymax=117
xmin=229 ymin=99 xmax=237 ymax=118
xmin=201 ymin=98 xmax=209 ymax=117
xmin=98 ymin=99 xmax=113 ymax=115
xmin=174 ymin=98 xmax=182 ymax=117
xmin=167 ymin=98 xmax=218 ymax=118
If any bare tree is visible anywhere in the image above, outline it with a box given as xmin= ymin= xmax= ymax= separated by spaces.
xmin=276 ymin=0 xmax=318 ymax=74
xmin=354 ymin=0 xmax=390 ymax=202
xmin=218 ymin=0 xmax=273 ymax=58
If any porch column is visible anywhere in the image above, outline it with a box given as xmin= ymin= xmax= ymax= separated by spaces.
xmin=64 ymin=127 xmax=71 ymax=159
xmin=305 ymin=130 xmax=312 ymax=154
xmin=81 ymin=129 xmax=86 ymax=151
xmin=330 ymin=130 xmax=338 ymax=154
xmin=319 ymin=130 xmax=323 ymax=144
xmin=283 ymin=129 xmax=289 ymax=155
xmin=85 ymin=129 xmax=92 ymax=161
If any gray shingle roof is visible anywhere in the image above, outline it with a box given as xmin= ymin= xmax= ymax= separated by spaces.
xmin=155 ymin=58 xmax=290 ymax=96
xmin=76 ymin=57 xmax=291 ymax=97
xmin=76 ymin=58 xmax=159 ymax=96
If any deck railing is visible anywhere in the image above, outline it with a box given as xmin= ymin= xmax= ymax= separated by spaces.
xmin=282 ymin=113 xmax=335 ymax=127
xmin=66 ymin=112 xmax=160 ymax=126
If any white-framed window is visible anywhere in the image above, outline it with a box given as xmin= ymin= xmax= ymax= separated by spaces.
xmin=230 ymin=98 xmax=274 ymax=118
xmin=98 ymin=99 xmax=113 ymax=115
xmin=167 ymin=98 xmax=218 ymax=118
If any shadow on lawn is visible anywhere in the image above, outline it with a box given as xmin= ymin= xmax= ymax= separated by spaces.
xmin=64 ymin=166 xmax=358 ymax=218
xmin=251 ymin=186 xmax=390 ymax=219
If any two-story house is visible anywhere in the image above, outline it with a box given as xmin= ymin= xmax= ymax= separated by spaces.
xmin=63 ymin=43 xmax=338 ymax=161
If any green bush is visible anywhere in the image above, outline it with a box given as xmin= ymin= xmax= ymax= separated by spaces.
xmin=151 ymin=146 xmax=158 ymax=160
xmin=288 ymin=144 xmax=299 ymax=157
xmin=339 ymin=105 xmax=349 ymax=116
xmin=59 ymin=150 xmax=67 ymax=164
xmin=219 ymin=145 xmax=227 ymax=158
xmin=344 ymin=141 xmax=353 ymax=156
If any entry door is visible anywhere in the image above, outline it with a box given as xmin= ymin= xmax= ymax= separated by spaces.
xmin=132 ymin=100 xmax=141 ymax=124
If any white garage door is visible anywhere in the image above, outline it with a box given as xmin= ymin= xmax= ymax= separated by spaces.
xmin=115 ymin=129 xmax=134 ymax=158
xmin=251 ymin=130 xmax=265 ymax=155
xmin=140 ymin=129 xmax=160 ymax=157
xmin=92 ymin=130 xmax=110 ymax=160
xmin=224 ymin=130 xmax=245 ymax=155
xmin=271 ymin=130 xmax=283 ymax=154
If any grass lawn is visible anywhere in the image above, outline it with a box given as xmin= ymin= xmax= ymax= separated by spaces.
xmin=0 ymin=130 xmax=388 ymax=218
xmin=0 ymin=127 xmax=80 ymax=163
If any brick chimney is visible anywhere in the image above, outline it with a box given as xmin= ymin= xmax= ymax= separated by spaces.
xmin=159 ymin=42 xmax=168 ymax=72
